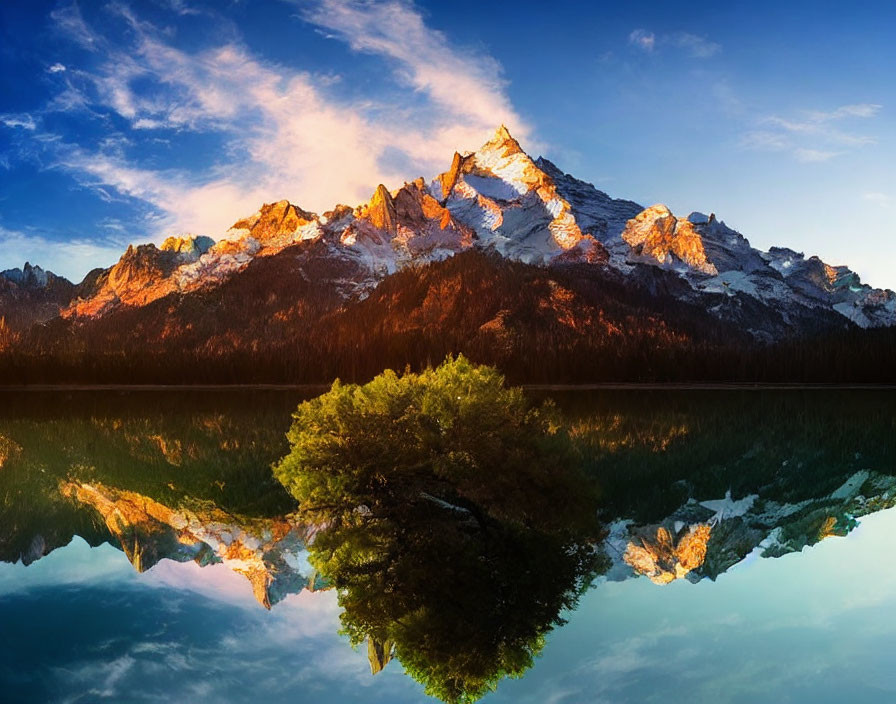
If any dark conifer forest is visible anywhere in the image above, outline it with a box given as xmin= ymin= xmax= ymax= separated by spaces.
xmin=1 ymin=250 xmax=893 ymax=385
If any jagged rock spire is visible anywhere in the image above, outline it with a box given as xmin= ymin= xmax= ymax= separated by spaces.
xmin=366 ymin=184 xmax=398 ymax=234
xmin=438 ymin=151 xmax=467 ymax=201
xmin=480 ymin=123 xmax=524 ymax=157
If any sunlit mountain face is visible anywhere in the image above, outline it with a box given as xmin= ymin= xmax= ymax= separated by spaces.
xmin=2 ymin=389 xmax=894 ymax=702
xmin=2 ymin=126 xmax=896 ymax=385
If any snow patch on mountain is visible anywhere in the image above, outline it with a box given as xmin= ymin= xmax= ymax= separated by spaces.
xmin=1 ymin=262 xmax=54 ymax=288
xmin=434 ymin=126 xmax=597 ymax=263
xmin=51 ymin=124 xmax=896 ymax=333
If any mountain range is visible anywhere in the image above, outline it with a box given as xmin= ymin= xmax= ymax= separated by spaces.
xmin=2 ymin=126 xmax=894 ymax=383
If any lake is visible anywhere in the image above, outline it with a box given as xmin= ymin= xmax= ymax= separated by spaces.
xmin=1 ymin=388 xmax=895 ymax=703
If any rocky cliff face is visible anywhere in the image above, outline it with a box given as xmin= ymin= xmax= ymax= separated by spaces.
xmin=622 ymin=206 xmax=718 ymax=275
xmin=763 ymin=247 xmax=896 ymax=327
xmin=64 ymin=236 xmax=215 ymax=317
xmin=433 ymin=125 xmax=600 ymax=261
xmin=330 ymin=177 xmax=475 ymax=277
xmin=623 ymin=523 xmax=712 ymax=584
xmin=46 ymin=127 xmax=667 ymax=321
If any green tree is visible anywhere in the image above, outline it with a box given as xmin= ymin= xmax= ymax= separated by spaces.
xmin=274 ymin=356 xmax=596 ymax=528
xmin=274 ymin=357 xmax=605 ymax=703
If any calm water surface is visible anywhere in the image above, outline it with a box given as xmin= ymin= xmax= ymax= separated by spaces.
xmin=1 ymin=389 xmax=894 ymax=703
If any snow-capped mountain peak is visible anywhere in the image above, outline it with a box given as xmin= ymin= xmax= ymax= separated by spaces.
xmin=430 ymin=126 xmax=602 ymax=261
xmin=41 ymin=125 xmax=896 ymax=331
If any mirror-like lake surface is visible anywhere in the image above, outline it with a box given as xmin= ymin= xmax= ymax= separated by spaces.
xmin=1 ymin=389 xmax=894 ymax=703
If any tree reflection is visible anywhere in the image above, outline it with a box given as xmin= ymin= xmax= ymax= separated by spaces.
xmin=274 ymin=357 xmax=605 ymax=703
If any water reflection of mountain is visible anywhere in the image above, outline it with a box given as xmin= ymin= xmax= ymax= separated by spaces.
xmin=1 ymin=389 xmax=894 ymax=696
xmin=0 ymin=391 xmax=318 ymax=608
xmin=608 ymin=470 xmax=896 ymax=584
xmin=60 ymin=479 xmax=321 ymax=607
xmin=3 ymin=390 xmax=894 ymax=577
xmin=560 ymin=390 xmax=896 ymax=584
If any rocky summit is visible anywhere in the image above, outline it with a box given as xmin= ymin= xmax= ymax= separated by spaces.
xmin=2 ymin=125 xmax=895 ymax=383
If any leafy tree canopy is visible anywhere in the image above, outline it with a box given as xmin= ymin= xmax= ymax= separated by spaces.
xmin=274 ymin=355 xmax=597 ymax=528
xmin=274 ymin=357 xmax=605 ymax=703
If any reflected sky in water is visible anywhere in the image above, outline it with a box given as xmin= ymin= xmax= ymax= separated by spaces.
xmin=1 ymin=389 xmax=895 ymax=702
xmin=5 ymin=507 xmax=896 ymax=703
xmin=493 ymin=506 xmax=896 ymax=703
xmin=0 ymin=537 xmax=425 ymax=703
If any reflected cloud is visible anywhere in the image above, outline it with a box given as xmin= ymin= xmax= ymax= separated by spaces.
xmin=2 ymin=389 xmax=896 ymax=702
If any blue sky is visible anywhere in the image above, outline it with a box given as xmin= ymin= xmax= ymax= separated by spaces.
xmin=0 ymin=0 xmax=894 ymax=286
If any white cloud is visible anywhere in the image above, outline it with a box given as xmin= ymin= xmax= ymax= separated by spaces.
xmin=38 ymin=0 xmax=530 ymax=252
xmin=671 ymin=32 xmax=721 ymax=58
xmin=808 ymin=103 xmax=882 ymax=121
xmin=863 ymin=192 xmax=892 ymax=208
xmin=740 ymin=130 xmax=790 ymax=151
xmin=132 ymin=118 xmax=165 ymax=130
xmin=157 ymin=0 xmax=203 ymax=16
xmin=299 ymin=0 xmax=529 ymax=135
xmin=764 ymin=116 xmax=875 ymax=146
xmin=628 ymin=29 xmax=655 ymax=52
xmin=48 ymin=62 xmax=67 ymax=73
xmin=743 ymin=103 xmax=882 ymax=163
xmin=0 ymin=113 xmax=36 ymax=130
xmin=49 ymin=3 xmax=99 ymax=51
xmin=629 ymin=29 xmax=719 ymax=58
xmin=794 ymin=148 xmax=840 ymax=163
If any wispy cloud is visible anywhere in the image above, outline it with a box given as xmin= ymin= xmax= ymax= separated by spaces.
xmin=0 ymin=113 xmax=36 ymax=130
xmin=671 ymin=32 xmax=721 ymax=58
xmin=156 ymin=0 xmax=204 ymax=16
xmin=794 ymin=148 xmax=841 ymax=163
xmin=628 ymin=29 xmax=720 ymax=58
xmin=742 ymin=103 xmax=882 ymax=163
xmin=863 ymin=192 xmax=892 ymax=208
xmin=31 ymin=0 xmax=529 ymax=248
xmin=297 ymin=0 xmax=529 ymax=138
xmin=764 ymin=115 xmax=877 ymax=146
xmin=808 ymin=103 xmax=882 ymax=121
xmin=741 ymin=130 xmax=790 ymax=151
xmin=49 ymin=3 xmax=99 ymax=51
xmin=628 ymin=29 xmax=655 ymax=52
